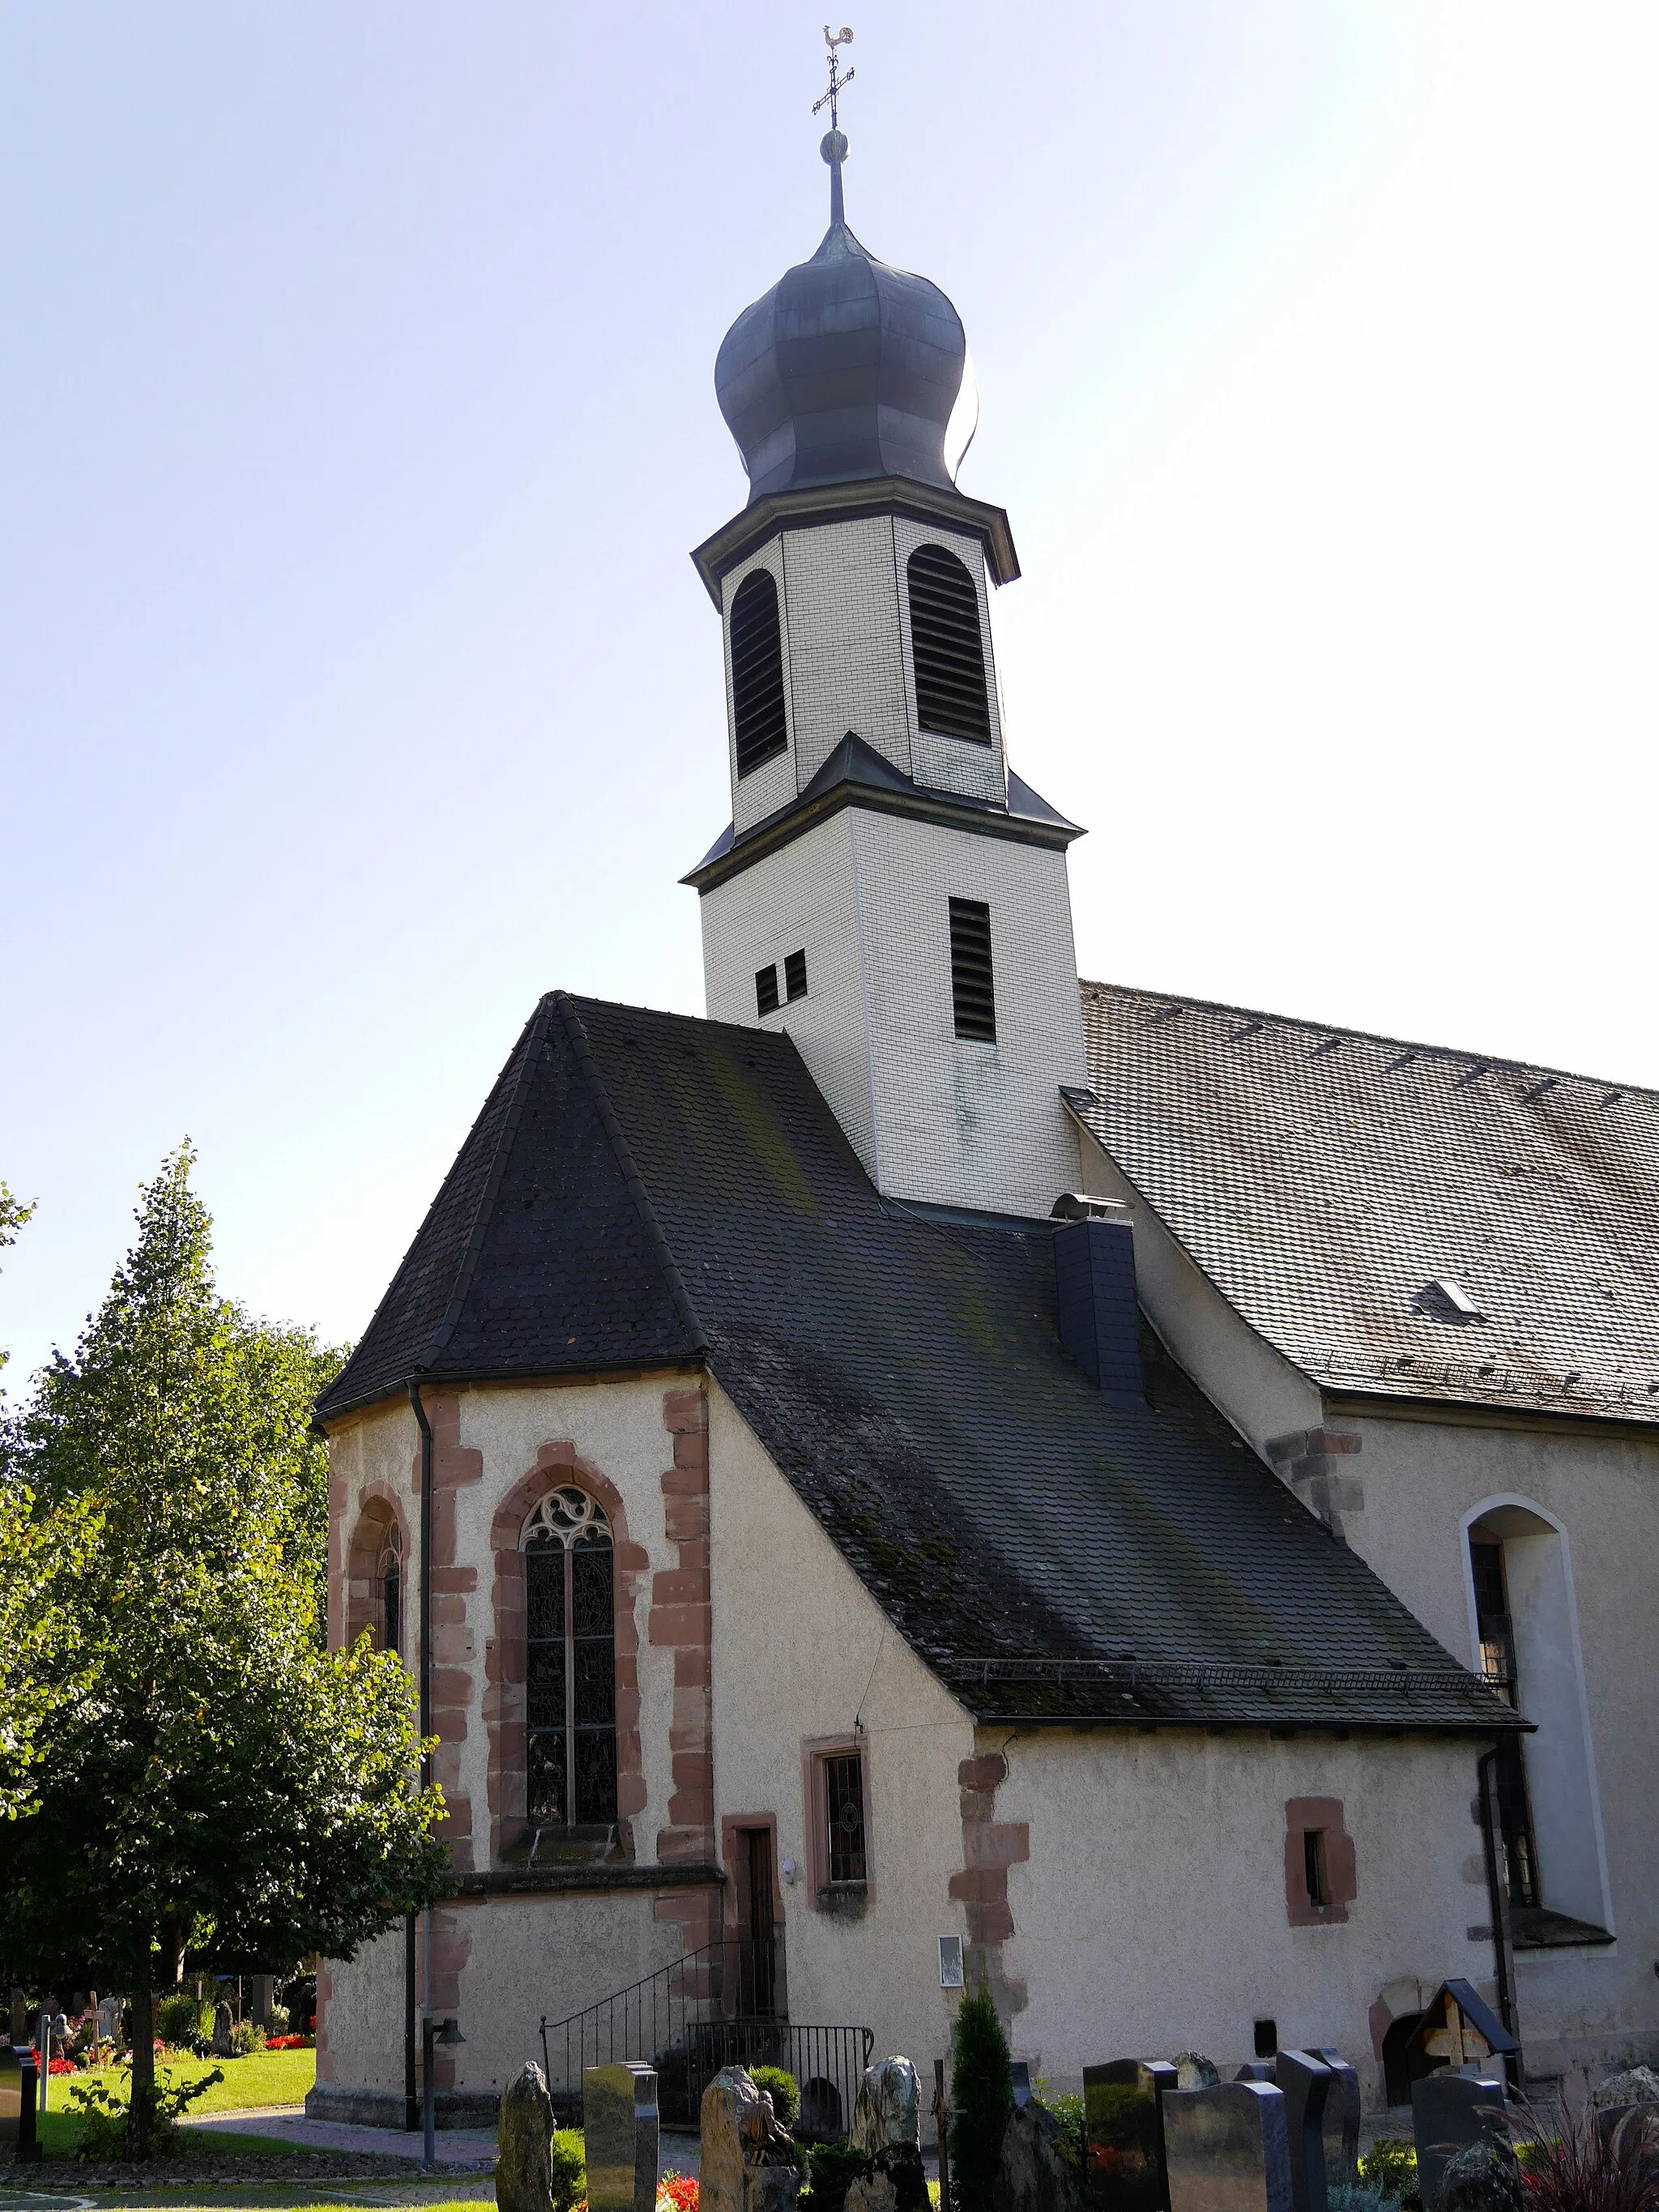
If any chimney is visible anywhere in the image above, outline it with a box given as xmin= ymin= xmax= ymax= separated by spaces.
xmin=1051 ymin=1196 xmax=1145 ymax=1411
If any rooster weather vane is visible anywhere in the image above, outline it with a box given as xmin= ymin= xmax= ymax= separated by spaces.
xmin=814 ymin=26 xmax=855 ymax=224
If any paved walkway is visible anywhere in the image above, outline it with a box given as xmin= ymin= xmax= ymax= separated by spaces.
xmin=183 ymin=2107 xmax=497 ymax=2165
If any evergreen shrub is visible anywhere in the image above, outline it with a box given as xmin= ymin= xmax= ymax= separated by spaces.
xmin=949 ymin=1984 xmax=1013 ymax=2212
xmin=751 ymin=2065 xmax=801 ymax=2130
xmin=802 ymin=2138 xmax=871 ymax=2212
xmin=550 ymin=2126 xmax=586 ymax=2212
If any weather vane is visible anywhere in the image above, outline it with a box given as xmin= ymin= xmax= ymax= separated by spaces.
xmin=814 ymin=27 xmax=855 ymax=226
xmin=813 ymin=26 xmax=855 ymax=132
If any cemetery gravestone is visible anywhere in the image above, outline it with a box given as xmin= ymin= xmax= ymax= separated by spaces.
xmin=1434 ymin=2135 xmax=1522 ymax=2212
xmin=1162 ymin=2079 xmax=1293 ymax=2212
xmin=1 ymin=2042 xmax=19 ymax=2152
xmin=497 ymin=2061 xmax=557 ymax=2212
xmin=1271 ymin=2053 xmax=1330 ymax=2212
xmin=1084 ymin=2059 xmax=1178 ymax=2212
xmin=701 ymin=2065 xmax=798 ymax=2212
xmin=848 ymin=2056 xmax=925 ymax=2212
xmin=1309 ymin=2053 xmax=1360 ymax=2190
xmin=992 ymin=2098 xmax=1091 ymax=2212
xmin=584 ymin=2063 xmax=659 ymax=2212
xmin=211 ymin=2001 xmax=233 ymax=2057
xmin=1411 ymin=2074 xmax=1507 ymax=2209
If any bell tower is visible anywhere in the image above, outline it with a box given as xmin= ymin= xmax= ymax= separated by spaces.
xmin=686 ymin=49 xmax=1089 ymax=1220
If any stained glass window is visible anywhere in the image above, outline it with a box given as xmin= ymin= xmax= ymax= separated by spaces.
xmin=377 ymin=1526 xmax=403 ymax=1655
xmin=523 ymin=1488 xmax=617 ymax=1829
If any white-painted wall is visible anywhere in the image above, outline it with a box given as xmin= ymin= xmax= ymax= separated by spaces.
xmin=701 ymin=806 xmax=1086 ymax=1217
xmin=1067 ymin=1128 xmax=1659 ymax=2082
xmin=718 ymin=513 xmax=1009 ymax=831
xmin=707 ymin=1384 xmax=977 ymax=2080
xmin=999 ymin=1728 xmax=1491 ymax=2105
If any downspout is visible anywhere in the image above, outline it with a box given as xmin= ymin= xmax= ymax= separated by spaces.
xmin=1476 ymin=1747 xmax=1524 ymax=2095
xmin=407 ymin=1381 xmax=435 ymax=2133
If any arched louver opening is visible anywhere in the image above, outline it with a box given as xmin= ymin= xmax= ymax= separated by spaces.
xmin=907 ymin=544 xmax=992 ymax=745
xmin=729 ymin=568 xmax=789 ymax=779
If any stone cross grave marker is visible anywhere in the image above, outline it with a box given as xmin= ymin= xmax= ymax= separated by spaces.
xmin=1162 ymin=2078 xmax=1293 ymax=2212
xmin=585 ymin=2063 xmax=660 ymax=2212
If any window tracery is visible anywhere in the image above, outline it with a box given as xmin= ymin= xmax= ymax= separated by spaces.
xmin=522 ymin=1487 xmax=617 ymax=1830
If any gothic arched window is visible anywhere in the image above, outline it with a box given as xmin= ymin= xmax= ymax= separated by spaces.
xmin=522 ymin=1488 xmax=617 ymax=1829
xmin=907 ymin=544 xmax=992 ymax=744
xmin=378 ymin=1525 xmax=403 ymax=1656
xmin=729 ymin=568 xmax=789 ymax=778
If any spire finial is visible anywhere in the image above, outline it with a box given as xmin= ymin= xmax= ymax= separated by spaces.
xmin=813 ymin=25 xmax=855 ymax=227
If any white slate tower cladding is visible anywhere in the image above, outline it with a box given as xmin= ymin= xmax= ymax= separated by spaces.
xmin=686 ymin=122 xmax=1088 ymax=1219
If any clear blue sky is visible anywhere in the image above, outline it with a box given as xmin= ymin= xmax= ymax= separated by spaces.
xmin=3 ymin=3 xmax=1655 ymax=1386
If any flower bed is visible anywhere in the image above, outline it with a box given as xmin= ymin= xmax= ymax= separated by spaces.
xmin=264 ymin=2034 xmax=315 ymax=2050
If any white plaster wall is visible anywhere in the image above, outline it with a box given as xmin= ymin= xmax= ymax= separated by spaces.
xmin=1000 ymin=1730 xmax=1491 ymax=2106
xmin=851 ymin=809 xmax=1086 ymax=1217
xmin=707 ymin=1386 xmax=978 ymax=2080
xmin=778 ymin=515 xmax=915 ymax=788
xmin=701 ymin=806 xmax=1089 ymax=1217
xmin=1328 ymin=1413 xmax=1659 ymax=2082
xmin=701 ymin=810 xmax=877 ymax=1181
xmin=718 ymin=515 xmax=1009 ymax=830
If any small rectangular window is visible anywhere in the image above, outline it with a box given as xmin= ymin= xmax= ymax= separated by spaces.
xmin=823 ymin=1752 xmax=867 ymax=1885
xmin=1303 ymin=1830 xmax=1328 ymax=1910
xmin=938 ymin=1935 xmax=964 ymax=1988
xmin=784 ymin=949 xmax=808 ymax=1003
xmin=949 ymin=898 xmax=996 ymax=1041
xmin=755 ymin=964 xmax=779 ymax=1018
xmin=1254 ymin=2018 xmax=1278 ymax=2058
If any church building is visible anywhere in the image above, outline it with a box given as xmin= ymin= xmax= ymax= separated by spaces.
xmin=310 ymin=110 xmax=1659 ymax=2129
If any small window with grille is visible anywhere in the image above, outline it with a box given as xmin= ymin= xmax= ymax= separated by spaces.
xmin=907 ymin=543 xmax=992 ymax=744
xmin=823 ymin=1752 xmax=867 ymax=1885
xmin=756 ymin=963 xmax=780 ymax=1017
xmin=949 ymin=898 xmax=996 ymax=1042
xmin=730 ymin=569 xmax=789 ymax=778
xmin=377 ymin=1527 xmax=403 ymax=1656
xmin=523 ymin=1487 xmax=617 ymax=1833
xmin=784 ymin=949 xmax=807 ymax=1003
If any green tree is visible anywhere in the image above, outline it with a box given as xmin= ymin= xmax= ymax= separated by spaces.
xmin=0 ymin=1178 xmax=36 ymax=1383
xmin=949 ymin=1982 xmax=1015 ymax=2212
xmin=0 ymin=1147 xmax=447 ymax=2154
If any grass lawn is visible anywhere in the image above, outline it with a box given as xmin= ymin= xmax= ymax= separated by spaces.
xmin=45 ymin=2043 xmax=317 ymax=2116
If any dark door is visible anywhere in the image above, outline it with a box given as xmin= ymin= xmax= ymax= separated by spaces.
xmin=744 ymin=1828 xmax=777 ymax=2017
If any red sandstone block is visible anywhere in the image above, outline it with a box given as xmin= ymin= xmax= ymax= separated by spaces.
xmin=957 ymin=1753 xmax=1008 ymax=1791
xmin=652 ymin=1568 xmax=710 ymax=1606
xmin=964 ymin=1822 xmax=1030 ymax=1868
xmin=432 ymin=1566 xmax=479 ymax=1594
xmin=948 ymin=1867 xmax=1006 ymax=1904
xmin=674 ymin=1647 xmax=711 ymax=1687
xmin=616 ymin=1541 xmax=651 ymax=1573
xmin=535 ymin=1440 xmax=577 ymax=1467
xmin=649 ymin=1603 xmax=712 ymax=1646
xmin=673 ymin=1432 xmax=708 ymax=1472
xmin=662 ymin=1389 xmax=706 ymax=1433
xmin=966 ymin=1901 xmax=1014 ymax=1945
xmin=659 ymin=1466 xmax=706 ymax=1499
xmin=671 ymin=1750 xmax=713 ymax=1787
xmin=617 ymin=1774 xmax=649 ymax=1817
xmin=664 ymin=1499 xmax=708 ymax=1543
xmin=957 ymin=1789 xmax=996 ymax=1826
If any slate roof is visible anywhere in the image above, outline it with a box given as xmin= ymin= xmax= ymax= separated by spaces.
xmin=319 ymin=993 xmax=1516 ymax=1735
xmin=1074 ymin=982 xmax=1659 ymax=1426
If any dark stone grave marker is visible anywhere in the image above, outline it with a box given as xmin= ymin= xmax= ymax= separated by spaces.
xmin=1411 ymin=2073 xmax=1507 ymax=2208
xmin=1163 ymin=2081 xmax=1292 ymax=2212
xmin=1084 ymin=2059 xmax=1178 ymax=2212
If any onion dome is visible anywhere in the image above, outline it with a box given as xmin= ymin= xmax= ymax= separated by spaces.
xmin=714 ymin=132 xmax=971 ymax=505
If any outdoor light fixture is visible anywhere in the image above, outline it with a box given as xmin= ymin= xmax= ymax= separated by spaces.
xmin=420 ymin=2013 xmax=466 ymax=2165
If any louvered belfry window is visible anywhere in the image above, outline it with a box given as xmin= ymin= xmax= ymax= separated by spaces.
xmin=523 ymin=1487 xmax=617 ymax=1830
xmin=907 ymin=544 xmax=992 ymax=744
xmin=949 ymin=897 xmax=996 ymax=1042
xmin=729 ymin=568 xmax=789 ymax=778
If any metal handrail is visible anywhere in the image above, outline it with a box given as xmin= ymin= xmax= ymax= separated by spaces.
xmin=538 ymin=1930 xmax=870 ymax=2135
